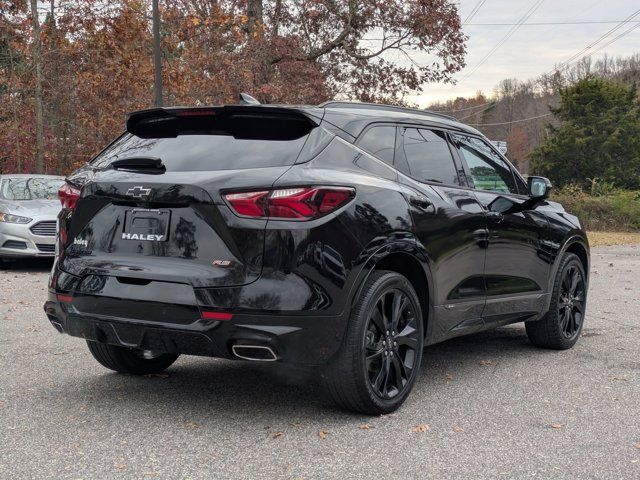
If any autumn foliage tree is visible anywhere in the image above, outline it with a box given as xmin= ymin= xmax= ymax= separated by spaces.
xmin=0 ymin=0 xmax=466 ymax=174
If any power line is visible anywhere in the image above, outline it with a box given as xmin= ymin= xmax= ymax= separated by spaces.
xmin=554 ymin=21 xmax=640 ymax=73
xmin=431 ymin=100 xmax=496 ymax=113
xmin=457 ymin=102 xmax=498 ymax=120
xmin=463 ymin=0 xmax=487 ymax=25
xmin=468 ymin=113 xmax=552 ymax=126
xmin=551 ymin=8 xmax=640 ymax=73
xmin=460 ymin=0 xmax=546 ymax=82
xmin=592 ymin=21 xmax=640 ymax=55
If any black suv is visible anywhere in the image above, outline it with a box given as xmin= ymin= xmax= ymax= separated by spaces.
xmin=45 ymin=101 xmax=589 ymax=414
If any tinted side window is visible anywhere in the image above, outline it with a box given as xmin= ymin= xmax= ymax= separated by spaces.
xmin=452 ymin=134 xmax=518 ymax=194
xmin=357 ymin=126 xmax=396 ymax=165
xmin=402 ymin=128 xmax=460 ymax=185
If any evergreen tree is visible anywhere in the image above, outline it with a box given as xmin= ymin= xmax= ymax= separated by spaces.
xmin=530 ymin=77 xmax=640 ymax=189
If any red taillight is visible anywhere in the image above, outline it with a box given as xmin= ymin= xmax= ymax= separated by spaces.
xmin=201 ymin=310 xmax=233 ymax=321
xmin=57 ymin=294 xmax=73 ymax=303
xmin=223 ymin=191 xmax=269 ymax=217
xmin=224 ymin=187 xmax=355 ymax=220
xmin=58 ymin=183 xmax=81 ymax=210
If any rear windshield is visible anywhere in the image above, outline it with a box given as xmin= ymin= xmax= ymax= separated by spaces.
xmin=91 ymin=133 xmax=309 ymax=171
xmin=91 ymin=113 xmax=313 ymax=171
xmin=1 ymin=177 xmax=64 ymax=200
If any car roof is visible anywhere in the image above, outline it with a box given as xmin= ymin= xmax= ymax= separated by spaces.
xmin=126 ymin=101 xmax=482 ymax=141
xmin=317 ymin=101 xmax=482 ymax=139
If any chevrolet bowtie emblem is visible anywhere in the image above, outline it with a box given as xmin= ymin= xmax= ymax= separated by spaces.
xmin=126 ymin=186 xmax=151 ymax=198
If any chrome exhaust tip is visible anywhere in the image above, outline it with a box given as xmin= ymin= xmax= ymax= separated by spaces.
xmin=231 ymin=344 xmax=278 ymax=362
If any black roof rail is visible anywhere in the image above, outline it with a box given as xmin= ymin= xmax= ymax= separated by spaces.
xmin=318 ymin=101 xmax=458 ymax=122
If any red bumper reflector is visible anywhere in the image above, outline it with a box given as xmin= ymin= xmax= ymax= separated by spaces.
xmin=201 ymin=311 xmax=233 ymax=321
xmin=57 ymin=294 xmax=73 ymax=303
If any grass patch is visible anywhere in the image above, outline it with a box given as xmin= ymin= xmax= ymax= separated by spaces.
xmin=587 ymin=231 xmax=640 ymax=246
xmin=552 ymin=187 xmax=640 ymax=232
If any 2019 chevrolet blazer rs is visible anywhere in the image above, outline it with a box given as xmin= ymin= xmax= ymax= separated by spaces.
xmin=44 ymin=101 xmax=590 ymax=414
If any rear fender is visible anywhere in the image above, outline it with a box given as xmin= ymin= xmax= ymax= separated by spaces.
xmin=346 ymin=237 xmax=435 ymax=342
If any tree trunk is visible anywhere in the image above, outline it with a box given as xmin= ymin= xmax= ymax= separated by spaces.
xmin=152 ymin=0 xmax=163 ymax=107
xmin=9 ymin=51 xmax=21 ymax=172
xmin=246 ymin=0 xmax=263 ymax=32
xmin=30 ymin=0 xmax=44 ymax=173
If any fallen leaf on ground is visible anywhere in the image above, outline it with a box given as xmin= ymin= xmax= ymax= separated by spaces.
xmin=272 ymin=431 xmax=284 ymax=438
xmin=359 ymin=424 xmax=374 ymax=430
xmin=411 ymin=424 xmax=430 ymax=433
xmin=453 ymin=426 xmax=464 ymax=433
xmin=635 ymin=443 xmax=640 ymax=449
xmin=550 ymin=423 xmax=564 ymax=429
xmin=185 ymin=421 xmax=202 ymax=430
xmin=479 ymin=359 xmax=496 ymax=366
xmin=610 ymin=376 xmax=628 ymax=381
xmin=318 ymin=429 xmax=328 ymax=439
xmin=144 ymin=373 xmax=169 ymax=378
xmin=116 ymin=463 xmax=127 ymax=470
xmin=445 ymin=373 xmax=454 ymax=381
xmin=290 ymin=422 xmax=304 ymax=428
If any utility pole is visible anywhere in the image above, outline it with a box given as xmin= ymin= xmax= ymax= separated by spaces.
xmin=152 ymin=0 xmax=163 ymax=107
xmin=30 ymin=0 xmax=44 ymax=173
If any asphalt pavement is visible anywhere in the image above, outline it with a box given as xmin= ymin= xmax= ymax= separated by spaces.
xmin=1 ymin=245 xmax=639 ymax=479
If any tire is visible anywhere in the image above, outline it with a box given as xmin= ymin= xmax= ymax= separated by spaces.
xmin=86 ymin=341 xmax=179 ymax=375
xmin=526 ymin=253 xmax=587 ymax=350
xmin=322 ymin=270 xmax=424 ymax=415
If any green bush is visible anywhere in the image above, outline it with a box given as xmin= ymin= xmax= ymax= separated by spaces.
xmin=551 ymin=185 xmax=640 ymax=231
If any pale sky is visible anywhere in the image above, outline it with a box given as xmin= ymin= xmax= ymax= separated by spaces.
xmin=404 ymin=0 xmax=640 ymax=106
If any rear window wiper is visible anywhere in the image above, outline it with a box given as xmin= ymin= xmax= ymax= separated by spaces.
xmin=110 ymin=157 xmax=166 ymax=174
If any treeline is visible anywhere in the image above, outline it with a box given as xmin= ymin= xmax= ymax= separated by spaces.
xmin=0 ymin=0 xmax=467 ymax=175
xmin=429 ymin=54 xmax=640 ymax=174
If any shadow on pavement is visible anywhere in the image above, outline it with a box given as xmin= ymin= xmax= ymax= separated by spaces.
xmin=1 ymin=257 xmax=54 ymax=273
xmin=48 ymin=326 xmax=546 ymax=420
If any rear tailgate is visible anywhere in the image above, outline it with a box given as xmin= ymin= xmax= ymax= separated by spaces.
xmin=58 ymin=106 xmax=322 ymax=291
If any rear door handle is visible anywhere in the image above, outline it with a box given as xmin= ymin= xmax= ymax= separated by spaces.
xmin=409 ymin=195 xmax=434 ymax=211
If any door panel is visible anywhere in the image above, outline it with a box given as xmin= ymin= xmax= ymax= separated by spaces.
xmin=477 ymin=191 xmax=550 ymax=292
xmin=398 ymin=180 xmax=488 ymax=342
xmin=394 ymin=126 xmax=488 ymax=342
xmin=450 ymin=132 xmax=551 ymax=323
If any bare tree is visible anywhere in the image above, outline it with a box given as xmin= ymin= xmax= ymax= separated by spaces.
xmin=30 ymin=0 xmax=44 ymax=173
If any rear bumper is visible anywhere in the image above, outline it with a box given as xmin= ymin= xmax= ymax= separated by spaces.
xmin=44 ymin=291 xmax=346 ymax=366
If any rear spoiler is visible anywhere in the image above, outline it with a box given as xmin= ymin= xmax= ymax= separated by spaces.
xmin=126 ymin=105 xmax=323 ymax=139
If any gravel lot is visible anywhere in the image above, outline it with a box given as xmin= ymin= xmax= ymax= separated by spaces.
xmin=1 ymin=245 xmax=639 ymax=479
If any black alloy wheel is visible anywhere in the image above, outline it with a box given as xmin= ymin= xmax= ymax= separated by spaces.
xmin=364 ymin=288 xmax=420 ymax=400
xmin=526 ymin=252 xmax=587 ymax=350
xmin=558 ymin=264 xmax=586 ymax=340
xmin=322 ymin=270 xmax=424 ymax=414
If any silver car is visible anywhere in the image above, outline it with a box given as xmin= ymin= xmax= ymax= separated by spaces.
xmin=0 ymin=174 xmax=65 ymax=264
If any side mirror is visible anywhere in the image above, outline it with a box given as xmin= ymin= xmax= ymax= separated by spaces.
xmin=527 ymin=176 xmax=552 ymax=199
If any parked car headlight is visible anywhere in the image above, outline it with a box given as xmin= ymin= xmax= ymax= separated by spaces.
xmin=0 ymin=212 xmax=32 ymax=224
